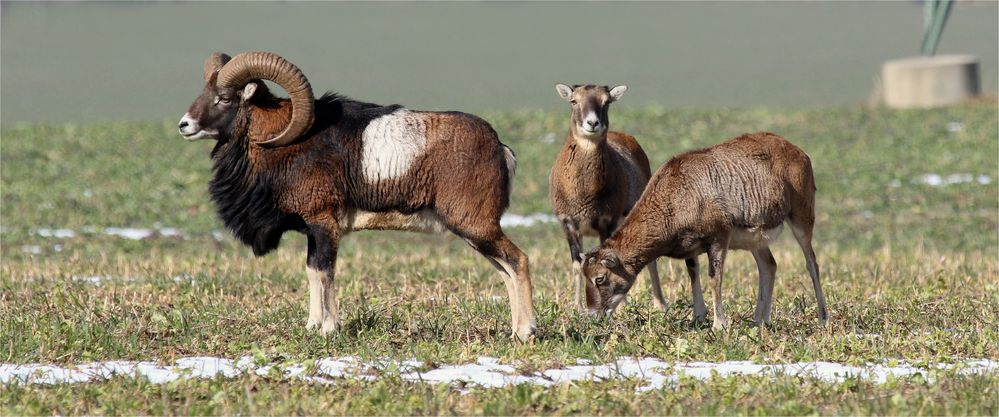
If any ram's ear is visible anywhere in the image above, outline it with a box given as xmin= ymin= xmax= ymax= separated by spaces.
xmin=609 ymin=85 xmax=628 ymax=102
xmin=239 ymin=82 xmax=258 ymax=102
xmin=555 ymin=83 xmax=574 ymax=101
xmin=600 ymin=253 xmax=619 ymax=269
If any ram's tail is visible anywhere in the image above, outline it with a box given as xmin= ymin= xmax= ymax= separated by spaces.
xmin=501 ymin=144 xmax=517 ymax=184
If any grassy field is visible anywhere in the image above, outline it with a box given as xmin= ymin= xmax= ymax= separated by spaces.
xmin=2 ymin=103 xmax=998 ymax=415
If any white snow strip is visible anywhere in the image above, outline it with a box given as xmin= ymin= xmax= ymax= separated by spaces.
xmin=2 ymin=356 xmax=995 ymax=391
xmin=158 ymin=227 xmax=184 ymax=237
xmin=104 ymin=227 xmax=154 ymax=240
xmin=500 ymin=213 xmax=558 ymax=228
xmin=69 ymin=275 xmax=140 ymax=285
xmin=30 ymin=226 xmax=190 ymax=241
xmin=35 ymin=228 xmax=76 ymax=238
xmin=20 ymin=245 xmax=42 ymax=254
xmin=914 ymin=173 xmax=992 ymax=187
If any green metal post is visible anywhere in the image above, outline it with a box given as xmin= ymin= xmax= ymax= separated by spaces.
xmin=922 ymin=0 xmax=954 ymax=56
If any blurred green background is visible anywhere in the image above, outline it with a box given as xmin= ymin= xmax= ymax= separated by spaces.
xmin=2 ymin=1 xmax=997 ymax=124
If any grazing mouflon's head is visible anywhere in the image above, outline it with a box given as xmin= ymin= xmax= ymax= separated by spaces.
xmin=554 ymin=84 xmax=627 ymax=140
xmin=581 ymin=247 xmax=636 ymax=314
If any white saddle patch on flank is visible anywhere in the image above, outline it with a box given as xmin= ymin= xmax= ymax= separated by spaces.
xmin=361 ymin=109 xmax=427 ymax=182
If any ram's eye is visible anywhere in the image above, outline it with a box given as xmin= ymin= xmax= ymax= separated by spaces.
xmin=595 ymin=275 xmax=608 ymax=286
xmin=570 ymin=100 xmax=577 ymax=105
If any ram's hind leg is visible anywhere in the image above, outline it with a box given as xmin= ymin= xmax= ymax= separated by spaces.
xmin=464 ymin=232 xmax=536 ymax=341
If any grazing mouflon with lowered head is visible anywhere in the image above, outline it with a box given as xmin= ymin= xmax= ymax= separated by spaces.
xmin=177 ymin=51 xmax=535 ymax=340
xmin=581 ymin=132 xmax=828 ymax=329
xmin=548 ymin=83 xmax=668 ymax=312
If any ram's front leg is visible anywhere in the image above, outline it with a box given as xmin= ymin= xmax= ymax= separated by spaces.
xmin=306 ymin=224 xmax=341 ymax=335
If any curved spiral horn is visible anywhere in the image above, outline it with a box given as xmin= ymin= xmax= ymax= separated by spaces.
xmin=216 ymin=51 xmax=314 ymax=147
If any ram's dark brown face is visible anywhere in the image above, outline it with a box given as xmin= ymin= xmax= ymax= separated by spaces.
xmin=554 ymin=84 xmax=628 ymax=139
xmin=177 ymin=72 xmax=255 ymax=141
xmin=581 ymin=248 xmax=636 ymax=314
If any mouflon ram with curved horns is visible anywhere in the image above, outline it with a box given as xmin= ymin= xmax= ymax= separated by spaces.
xmin=177 ymin=51 xmax=535 ymax=340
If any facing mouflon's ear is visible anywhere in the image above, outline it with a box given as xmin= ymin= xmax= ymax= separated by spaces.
xmin=239 ymin=82 xmax=258 ymax=102
xmin=555 ymin=83 xmax=574 ymax=101
xmin=609 ymin=85 xmax=628 ymax=102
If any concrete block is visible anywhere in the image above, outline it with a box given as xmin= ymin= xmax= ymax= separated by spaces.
xmin=881 ymin=55 xmax=980 ymax=108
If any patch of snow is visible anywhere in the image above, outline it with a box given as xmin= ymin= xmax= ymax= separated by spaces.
xmin=2 ymin=356 xmax=995 ymax=391
xmin=173 ymin=274 xmax=196 ymax=284
xmin=405 ymin=356 xmax=542 ymax=389
xmin=21 ymin=245 xmax=42 ymax=254
xmin=71 ymin=276 xmax=107 ymax=285
xmin=32 ymin=226 xmax=188 ymax=241
xmin=500 ymin=213 xmax=558 ymax=228
xmin=158 ymin=227 xmax=183 ymax=237
xmin=36 ymin=228 xmax=75 ymax=238
xmin=70 ymin=276 xmax=138 ymax=286
xmin=0 ymin=356 xmax=248 ymax=385
xmin=915 ymin=173 xmax=993 ymax=187
xmin=104 ymin=227 xmax=154 ymax=240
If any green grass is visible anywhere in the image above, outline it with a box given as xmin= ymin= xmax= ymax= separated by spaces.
xmin=2 ymin=104 xmax=997 ymax=415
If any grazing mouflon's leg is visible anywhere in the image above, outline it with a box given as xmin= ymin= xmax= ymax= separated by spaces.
xmin=685 ymin=257 xmax=708 ymax=322
xmin=707 ymin=239 xmax=729 ymax=330
xmin=645 ymin=261 xmax=669 ymax=312
xmin=751 ymin=247 xmax=778 ymax=326
xmin=791 ymin=222 xmax=828 ymax=326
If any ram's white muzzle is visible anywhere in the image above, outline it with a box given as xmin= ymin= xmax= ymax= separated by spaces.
xmin=177 ymin=113 xmax=217 ymax=140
